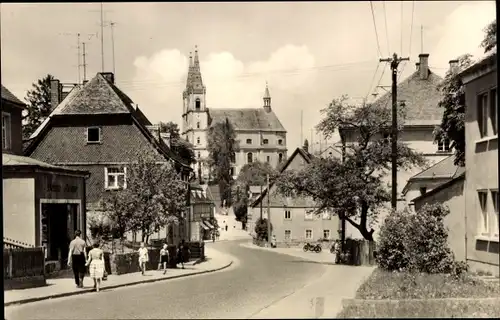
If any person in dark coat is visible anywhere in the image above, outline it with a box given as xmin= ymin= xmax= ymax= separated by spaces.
xmin=177 ymin=240 xmax=189 ymax=269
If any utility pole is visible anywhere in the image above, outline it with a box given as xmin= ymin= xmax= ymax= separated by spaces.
xmin=260 ymin=185 xmax=263 ymax=220
xmin=266 ymin=174 xmax=271 ymax=247
xmin=110 ymin=21 xmax=116 ymax=75
xmin=82 ymin=42 xmax=88 ymax=82
xmin=379 ymin=53 xmax=409 ymax=209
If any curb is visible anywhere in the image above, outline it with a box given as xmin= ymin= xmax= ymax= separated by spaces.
xmin=5 ymin=260 xmax=234 ymax=307
xmin=239 ymin=243 xmax=337 ymax=266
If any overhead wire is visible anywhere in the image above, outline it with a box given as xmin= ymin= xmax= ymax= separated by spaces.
xmin=369 ymin=1 xmax=383 ymax=57
xmin=398 ymin=0 xmax=415 ymax=81
xmin=383 ymin=1 xmax=390 ymax=55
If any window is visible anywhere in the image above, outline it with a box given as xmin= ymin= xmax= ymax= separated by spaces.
xmin=490 ymin=88 xmax=497 ymax=135
xmin=196 ymin=122 xmax=200 ymax=129
xmin=197 ymin=152 xmax=200 ymax=159
xmin=478 ymin=191 xmax=488 ymax=234
xmin=230 ymin=167 xmax=235 ymax=176
xmin=196 ymin=137 xmax=200 ymax=145
xmin=305 ymin=229 xmax=313 ymax=240
xmin=322 ymin=210 xmax=331 ymax=220
xmin=278 ymin=139 xmax=283 ymax=145
xmin=263 ymin=139 xmax=269 ymax=145
xmin=105 ymin=167 xmax=127 ymax=190
xmin=246 ymin=139 xmax=252 ymax=144
xmin=266 ymin=156 xmax=270 ymax=163
xmin=284 ymin=230 xmax=291 ymax=240
xmin=420 ymin=187 xmax=427 ymax=195
xmin=492 ymin=190 xmax=499 ymax=237
xmin=437 ymin=138 xmax=451 ymax=152
xmin=195 ymin=98 xmax=201 ymax=110
xmin=304 ymin=209 xmax=313 ymax=220
xmin=478 ymin=93 xmax=489 ymax=137
xmin=278 ymin=153 xmax=283 ymax=163
xmin=323 ymin=230 xmax=330 ymax=240
xmin=284 ymin=210 xmax=291 ymax=220
xmin=247 ymin=152 xmax=253 ymax=163
xmin=87 ymin=127 xmax=101 ymax=143
xmin=2 ymin=112 xmax=11 ymax=150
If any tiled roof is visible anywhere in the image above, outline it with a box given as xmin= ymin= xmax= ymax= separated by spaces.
xmin=2 ymin=153 xmax=88 ymax=175
xmin=1 ymin=85 xmax=25 ymax=107
xmin=410 ymin=155 xmax=463 ymax=180
xmin=371 ymin=69 xmax=444 ymax=125
xmin=209 ymin=108 xmax=286 ymax=132
xmin=56 ymin=73 xmax=135 ymax=115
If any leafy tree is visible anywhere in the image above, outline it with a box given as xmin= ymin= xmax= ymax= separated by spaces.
xmin=159 ymin=121 xmax=196 ymax=165
xmin=207 ymin=118 xmax=238 ymax=207
xmin=22 ymin=74 xmax=54 ymax=140
xmin=275 ymin=96 xmax=426 ymax=241
xmin=254 ymin=218 xmax=273 ymax=241
xmin=433 ymin=54 xmax=473 ymax=166
xmin=480 ymin=19 xmax=496 ymax=53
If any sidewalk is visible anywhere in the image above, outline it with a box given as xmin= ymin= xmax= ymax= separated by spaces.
xmin=240 ymin=242 xmax=336 ymax=265
xmin=4 ymin=247 xmax=234 ymax=307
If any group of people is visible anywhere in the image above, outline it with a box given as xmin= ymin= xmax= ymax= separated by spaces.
xmin=67 ymin=230 xmax=191 ymax=293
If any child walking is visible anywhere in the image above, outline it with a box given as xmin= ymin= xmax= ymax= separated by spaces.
xmin=86 ymin=241 xmax=105 ymax=292
xmin=160 ymin=244 xmax=169 ymax=275
xmin=138 ymin=242 xmax=149 ymax=275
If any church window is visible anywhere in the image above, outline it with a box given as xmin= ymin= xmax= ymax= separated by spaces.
xmin=195 ymin=98 xmax=201 ymax=110
xmin=263 ymin=139 xmax=269 ymax=145
xmin=196 ymin=137 xmax=201 ymax=145
xmin=247 ymin=153 xmax=253 ymax=163
xmin=278 ymin=139 xmax=283 ymax=145
xmin=278 ymin=153 xmax=283 ymax=163
xmin=196 ymin=122 xmax=200 ymax=129
xmin=246 ymin=139 xmax=252 ymax=144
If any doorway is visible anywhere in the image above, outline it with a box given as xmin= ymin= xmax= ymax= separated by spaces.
xmin=41 ymin=203 xmax=79 ymax=266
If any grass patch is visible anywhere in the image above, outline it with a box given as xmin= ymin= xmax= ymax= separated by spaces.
xmin=337 ymin=298 xmax=500 ymax=318
xmin=356 ymin=268 xmax=500 ymax=300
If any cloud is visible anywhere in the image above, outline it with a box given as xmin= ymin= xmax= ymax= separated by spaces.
xmin=125 ymin=44 xmax=317 ymax=137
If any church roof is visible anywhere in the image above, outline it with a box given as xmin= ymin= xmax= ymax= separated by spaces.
xmin=371 ymin=68 xmax=444 ymax=126
xmin=185 ymin=47 xmax=204 ymax=95
xmin=208 ymin=108 xmax=286 ymax=132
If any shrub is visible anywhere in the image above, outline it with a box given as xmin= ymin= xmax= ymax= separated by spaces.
xmin=254 ymin=218 xmax=272 ymax=241
xmin=376 ymin=204 xmax=463 ymax=274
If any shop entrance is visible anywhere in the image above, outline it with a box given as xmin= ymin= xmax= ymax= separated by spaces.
xmin=41 ymin=203 xmax=79 ymax=267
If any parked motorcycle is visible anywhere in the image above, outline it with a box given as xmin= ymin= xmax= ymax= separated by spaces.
xmin=303 ymin=243 xmax=322 ymax=253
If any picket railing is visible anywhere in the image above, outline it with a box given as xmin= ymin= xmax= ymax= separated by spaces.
xmin=4 ymin=247 xmax=45 ymax=279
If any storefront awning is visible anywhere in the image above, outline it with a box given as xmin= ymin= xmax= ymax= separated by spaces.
xmin=199 ymin=221 xmax=210 ymax=230
xmin=204 ymin=221 xmax=214 ymax=229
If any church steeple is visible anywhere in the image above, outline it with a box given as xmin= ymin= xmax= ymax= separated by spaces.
xmin=263 ymin=81 xmax=271 ymax=113
xmin=184 ymin=45 xmax=205 ymax=96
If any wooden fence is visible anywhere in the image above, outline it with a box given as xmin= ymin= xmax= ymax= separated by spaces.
xmin=4 ymin=247 xmax=46 ymax=290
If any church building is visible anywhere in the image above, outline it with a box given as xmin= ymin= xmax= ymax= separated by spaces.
xmin=181 ymin=47 xmax=288 ymax=180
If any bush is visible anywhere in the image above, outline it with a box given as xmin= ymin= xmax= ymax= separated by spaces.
xmin=254 ymin=218 xmax=272 ymax=241
xmin=376 ymin=204 xmax=464 ymax=274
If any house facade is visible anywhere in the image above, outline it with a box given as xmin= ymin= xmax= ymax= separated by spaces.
xmin=181 ymin=48 xmax=288 ymax=180
xmin=24 ymin=72 xmax=192 ymax=245
xmin=460 ymin=49 xmax=498 ymax=276
xmin=340 ymin=53 xmax=454 ymax=240
xmin=248 ymin=148 xmax=340 ymax=246
xmin=2 ymin=85 xmax=89 ymax=265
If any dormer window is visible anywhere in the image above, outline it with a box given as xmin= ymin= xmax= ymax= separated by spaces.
xmin=437 ymin=138 xmax=450 ymax=152
xmin=246 ymin=139 xmax=252 ymax=144
xmin=263 ymin=139 xmax=269 ymax=145
xmin=87 ymin=127 xmax=101 ymax=144
xmin=195 ymin=98 xmax=201 ymax=110
xmin=278 ymin=139 xmax=283 ymax=145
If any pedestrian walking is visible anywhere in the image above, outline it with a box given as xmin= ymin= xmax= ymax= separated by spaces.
xmin=212 ymin=232 xmax=216 ymax=242
xmin=160 ymin=244 xmax=169 ymax=275
xmin=86 ymin=241 xmax=105 ymax=292
xmin=177 ymin=240 xmax=190 ymax=269
xmin=67 ymin=230 xmax=87 ymax=288
xmin=138 ymin=242 xmax=149 ymax=275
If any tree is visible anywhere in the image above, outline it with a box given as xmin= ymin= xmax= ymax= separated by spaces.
xmin=23 ymin=74 xmax=54 ymax=140
xmin=433 ymin=54 xmax=473 ymax=166
xmin=207 ymin=118 xmax=238 ymax=207
xmin=159 ymin=121 xmax=196 ymax=166
xmin=232 ymin=161 xmax=278 ymax=225
xmin=481 ymin=19 xmax=496 ymax=53
xmin=275 ymin=96 xmax=426 ymax=241
xmin=254 ymin=218 xmax=273 ymax=241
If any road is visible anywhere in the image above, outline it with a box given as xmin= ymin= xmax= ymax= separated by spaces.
xmin=5 ymin=240 xmax=328 ymax=319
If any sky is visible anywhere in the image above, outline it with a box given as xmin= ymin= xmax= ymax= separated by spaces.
xmin=1 ymin=1 xmax=496 ymax=151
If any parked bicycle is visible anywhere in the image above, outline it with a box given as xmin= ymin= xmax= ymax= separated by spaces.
xmin=303 ymin=242 xmax=322 ymax=253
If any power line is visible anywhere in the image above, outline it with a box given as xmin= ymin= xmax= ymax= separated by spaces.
xmin=399 ymin=0 xmax=415 ymax=81
xmin=383 ymin=1 xmax=390 ymax=55
xmin=369 ymin=1 xmax=383 ymax=57
xmin=365 ymin=63 xmax=380 ymax=101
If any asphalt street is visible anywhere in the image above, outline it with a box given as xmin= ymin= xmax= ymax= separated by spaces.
xmin=5 ymin=240 xmax=328 ymax=319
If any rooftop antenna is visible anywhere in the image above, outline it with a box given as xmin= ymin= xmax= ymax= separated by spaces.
xmin=100 ymin=2 xmax=104 ymax=72
xmin=82 ymin=42 xmax=88 ymax=82
xmin=420 ymin=25 xmax=424 ymax=53
xmin=58 ymin=32 xmax=81 ymax=84
xmin=110 ymin=21 xmax=116 ymax=75
xmin=300 ymin=110 xmax=303 ymax=145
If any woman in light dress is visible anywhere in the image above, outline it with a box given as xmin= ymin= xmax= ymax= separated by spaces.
xmin=86 ymin=241 xmax=105 ymax=292
xmin=138 ymin=242 xmax=149 ymax=275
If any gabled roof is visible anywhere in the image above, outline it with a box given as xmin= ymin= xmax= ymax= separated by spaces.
xmin=250 ymin=147 xmax=313 ymax=208
xmin=411 ymin=170 xmax=465 ymax=204
xmin=402 ymin=155 xmax=465 ymax=194
xmin=209 ymin=108 xmax=286 ymax=132
xmin=1 ymin=85 xmax=26 ymax=108
xmin=370 ymin=69 xmax=443 ymax=126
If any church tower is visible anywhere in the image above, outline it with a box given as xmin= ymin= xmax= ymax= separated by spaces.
xmin=181 ymin=46 xmax=209 ymax=174
xmin=263 ymin=82 xmax=272 ymax=113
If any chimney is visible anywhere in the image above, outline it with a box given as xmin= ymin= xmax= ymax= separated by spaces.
xmin=50 ymin=79 xmax=61 ymax=110
xmin=449 ymin=59 xmax=459 ymax=74
xmin=83 ymin=80 xmax=89 ymax=85
xmin=419 ymin=54 xmax=430 ymax=80
xmin=415 ymin=62 xmax=420 ymax=70
xmin=100 ymin=72 xmax=115 ymax=84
